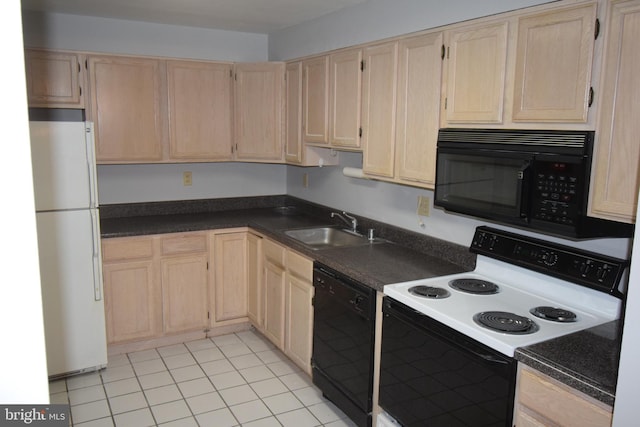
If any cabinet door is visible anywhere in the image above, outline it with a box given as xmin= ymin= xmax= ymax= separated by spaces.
xmin=88 ymin=55 xmax=165 ymax=162
xmin=329 ymin=49 xmax=363 ymax=148
xmin=303 ymin=56 xmax=330 ymax=144
xmin=513 ymin=3 xmax=597 ymax=122
xmin=247 ymin=233 xmax=263 ymax=329
xmin=285 ymin=252 xmax=314 ymax=375
xmin=444 ymin=21 xmax=508 ymax=123
xmin=102 ymin=236 xmax=159 ymax=344
xmin=362 ymin=42 xmax=398 ymax=178
xmin=161 ymin=254 xmax=209 ymax=334
xmin=590 ymin=0 xmax=640 ymax=223
xmin=234 ymin=62 xmax=285 ymax=161
xmin=167 ymin=60 xmax=233 ymax=160
xmin=285 ymin=62 xmax=303 ymax=164
xmin=212 ymin=232 xmax=248 ymax=325
xmin=103 ymin=260 xmax=159 ymax=344
xmin=25 ymin=49 xmax=84 ymax=108
xmin=396 ymin=32 xmax=444 ymax=187
xmin=262 ymin=240 xmax=286 ymax=349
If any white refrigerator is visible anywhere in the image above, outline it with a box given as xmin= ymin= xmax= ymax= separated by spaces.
xmin=29 ymin=120 xmax=108 ymax=378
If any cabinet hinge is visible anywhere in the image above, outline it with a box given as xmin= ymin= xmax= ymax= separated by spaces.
xmin=588 ymin=87 xmax=594 ymax=107
xmin=206 ymin=261 xmax=209 ymax=270
xmin=207 ymin=311 xmax=210 ymax=319
xmin=441 ymin=44 xmax=445 ymax=60
xmin=359 ymin=127 xmax=363 ymax=138
xmin=311 ymin=297 xmax=315 ymax=306
xmin=79 ymin=86 xmax=82 ymax=96
xmin=361 ymin=60 xmax=365 ymax=71
xmin=444 ymin=97 xmax=448 ymax=110
xmin=230 ymin=69 xmax=233 ymax=78
xmin=78 ymin=62 xmax=81 ymax=73
xmin=446 ymin=46 xmax=450 ymax=59
xmin=594 ymin=18 xmax=600 ymax=40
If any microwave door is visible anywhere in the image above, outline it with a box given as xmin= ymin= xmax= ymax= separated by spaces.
xmin=435 ymin=150 xmax=532 ymax=223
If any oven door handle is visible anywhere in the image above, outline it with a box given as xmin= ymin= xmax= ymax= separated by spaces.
xmin=469 ymin=349 xmax=510 ymax=365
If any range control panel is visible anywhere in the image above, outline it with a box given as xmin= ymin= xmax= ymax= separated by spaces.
xmin=470 ymin=226 xmax=628 ymax=296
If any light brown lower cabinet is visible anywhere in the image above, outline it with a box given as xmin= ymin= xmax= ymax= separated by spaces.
xmin=514 ymin=365 xmax=613 ymax=427
xmin=254 ymin=237 xmax=314 ymax=374
xmin=102 ymin=236 xmax=161 ymax=344
xmin=102 ymin=229 xmax=251 ymax=347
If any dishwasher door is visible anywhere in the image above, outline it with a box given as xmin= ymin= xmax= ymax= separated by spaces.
xmin=311 ymin=264 xmax=376 ymax=427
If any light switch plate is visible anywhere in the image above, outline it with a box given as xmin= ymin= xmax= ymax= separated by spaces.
xmin=183 ymin=171 xmax=192 ymax=186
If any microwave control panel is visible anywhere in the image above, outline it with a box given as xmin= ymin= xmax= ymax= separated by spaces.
xmin=531 ymin=161 xmax=584 ymax=226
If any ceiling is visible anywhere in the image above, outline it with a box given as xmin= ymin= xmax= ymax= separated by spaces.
xmin=21 ymin=0 xmax=369 ymax=33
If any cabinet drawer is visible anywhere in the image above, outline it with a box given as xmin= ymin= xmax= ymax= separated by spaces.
xmin=263 ymin=239 xmax=286 ymax=266
xmin=102 ymin=237 xmax=154 ymax=262
xmin=161 ymin=233 xmax=207 ymax=255
xmin=518 ymin=367 xmax=612 ymax=427
xmin=287 ymin=250 xmax=313 ymax=281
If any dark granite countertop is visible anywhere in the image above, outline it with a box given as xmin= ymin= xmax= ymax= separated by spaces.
xmin=100 ymin=195 xmax=475 ymax=291
xmin=515 ymin=320 xmax=623 ymax=406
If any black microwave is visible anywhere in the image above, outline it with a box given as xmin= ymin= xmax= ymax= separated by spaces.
xmin=434 ymin=129 xmax=634 ymax=239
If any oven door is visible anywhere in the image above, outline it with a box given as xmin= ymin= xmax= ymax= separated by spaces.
xmin=434 ymin=146 xmax=533 ymax=224
xmin=379 ymin=297 xmax=517 ymax=427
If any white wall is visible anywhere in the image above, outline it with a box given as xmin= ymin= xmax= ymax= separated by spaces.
xmin=1 ymin=1 xmax=49 ymax=403
xmin=98 ymin=162 xmax=287 ymax=204
xmin=22 ymin=11 xmax=268 ymax=62
xmin=269 ymin=0 xmax=557 ymax=60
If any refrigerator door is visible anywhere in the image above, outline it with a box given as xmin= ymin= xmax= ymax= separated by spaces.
xmin=36 ymin=210 xmax=107 ymax=377
xmin=29 ymin=121 xmax=95 ymax=211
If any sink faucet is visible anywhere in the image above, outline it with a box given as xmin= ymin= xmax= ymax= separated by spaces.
xmin=331 ymin=211 xmax=358 ymax=234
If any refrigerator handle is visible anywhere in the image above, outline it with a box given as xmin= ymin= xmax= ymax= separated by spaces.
xmin=90 ymin=209 xmax=103 ymax=301
xmin=85 ymin=122 xmax=99 ymax=209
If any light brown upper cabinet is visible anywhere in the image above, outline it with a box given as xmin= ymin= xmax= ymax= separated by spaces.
xmin=303 ymin=56 xmax=330 ymax=144
xmin=362 ymin=42 xmax=399 ymax=178
xmin=513 ymin=3 xmax=598 ymax=122
xmin=590 ymin=0 xmax=640 ymax=223
xmin=234 ymin=62 xmax=285 ymax=162
xmin=395 ymin=32 xmax=445 ymax=188
xmin=329 ymin=49 xmax=363 ymax=149
xmin=25 ymin=49 xmax=85 ymax=108
xmin=443 ymin=20 xmax=509 ymax=124
xmin=88 ymin=55 xmax=166 ymax=163
xmin=167 ymin=60 xmax=233 ymax=161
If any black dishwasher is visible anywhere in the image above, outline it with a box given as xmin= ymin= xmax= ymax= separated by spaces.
xmin=311 ymin=263 xmax=376 ymax=427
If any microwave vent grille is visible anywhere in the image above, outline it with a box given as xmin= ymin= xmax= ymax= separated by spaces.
xmin=438 ymin=130 xmax=589 ymax=149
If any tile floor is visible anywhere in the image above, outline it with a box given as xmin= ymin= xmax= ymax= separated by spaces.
xmin=49 ymin=329 xmax=357 ymax=427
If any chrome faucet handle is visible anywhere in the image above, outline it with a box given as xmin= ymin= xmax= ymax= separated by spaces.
xmin=331 ymin=211 xmax=358 ymax=233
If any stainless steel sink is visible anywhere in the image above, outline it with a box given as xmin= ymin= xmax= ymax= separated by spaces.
xmin=284 ymin=226 xmax=383 ymax=250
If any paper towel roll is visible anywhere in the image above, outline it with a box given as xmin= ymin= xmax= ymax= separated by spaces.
xmin=342 ymin=167 xmax=368 ymax=179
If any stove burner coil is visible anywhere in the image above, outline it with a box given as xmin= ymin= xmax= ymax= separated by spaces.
xmin=530 ymin=306 xmax=577 ymax=322
xmin=473 ymin=311 xmax=539 ymax=334
xmin=449 ymin=278 xmax=499 ymax=294
xmin=408 ymin=285 xmax=450 ymax=299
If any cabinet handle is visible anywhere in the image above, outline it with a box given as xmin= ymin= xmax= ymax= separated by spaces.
xmin=441 ymin=44 xmax=445 ymax=60
xmin=594 ymin=18 xmax=600 ymax=40
xmin=588 ymin=87 xmax=594 ymax=107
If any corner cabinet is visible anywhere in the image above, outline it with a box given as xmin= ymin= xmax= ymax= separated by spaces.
xmin=512 ymin=3 xmax=598 ymax=123
xmin=167 ymin=60 xmax=233 ymax=161
xmin=88 ymin=55 xmax=166 ymax=163
xmin=234 ymin=62 xmax=285 ymax=162
xmin=515 ymin=365 xmax=612 ymax=427
xmin=590 ymin=0 xmax=640 ymax=223
xmin=24 ymin=49 xmax=85 ymax=108
xmin=210 ymin=231 xmax=249 ymax=327
xmin=443 ymin=20 xmax=509 ymax=124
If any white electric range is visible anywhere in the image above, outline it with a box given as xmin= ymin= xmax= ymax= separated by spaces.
xmin=383 ymin=226 xmax=627 ymax=357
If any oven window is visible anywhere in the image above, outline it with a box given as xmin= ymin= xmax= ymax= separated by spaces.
xmin=435 ymin=152 xmax=529 ymax=218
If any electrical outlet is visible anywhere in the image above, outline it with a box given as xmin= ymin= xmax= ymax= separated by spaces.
xmin=183 ymin=171 xmax=192 ymax=186
xmin=303 ymin=173 xmax=309 ymax=188
xmin=417 ymin=195 xmax=430 ymax=216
